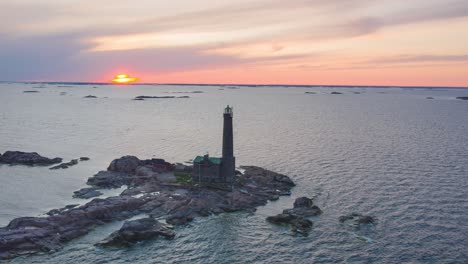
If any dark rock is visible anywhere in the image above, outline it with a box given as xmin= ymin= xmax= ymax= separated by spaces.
xmin=339 ymin=213 xmax=375 ymax=226
xmin=280 ymin=197 xmax=322 ymax=217
xmin=293 ymin=197 xmax=313 ymax=208
xmin=79 ymin=157 xmax=90 ymax=161
xmin=166 ymin=210 xmax=194 ymax=226
xmin=107 ymin=156 xmax=142 ymax=174
xmin=266 ymin=213 xmax=296 ymax=224
xmin=23 ymin=90 xmax=39 ymax=93
xmin=86 ymin=170 xmax=133 ymax=188
xmin=49 ymin=159 xmax=78 ymax=170
xmin=73 ymin=187 xmax=103 ymax=199
xmin=96 ymin=218 xmax=174 ymax=247
xmin=456 ymin=97 xmax=468 ymax=100
xmin=83 ymin=95 xmax=97 ymax=98
xmin=426 ymin=97 xmax=434 ymax=99
xmin=0 ymin=151 xmax=62 ymax=166
xmin=305 ymin=92 xmax=316 ymax=94
xmin=331 ymin=92 xmax=343 ymax=94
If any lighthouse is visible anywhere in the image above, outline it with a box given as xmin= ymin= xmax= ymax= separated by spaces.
xmin=192 ymin=105 xmax=236 ymax=187
xmin=221 ymin=105 xmax=235 ymax=183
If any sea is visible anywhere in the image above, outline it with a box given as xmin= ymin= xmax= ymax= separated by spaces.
xmin=0 ymin=83 xmax=467 ymax=263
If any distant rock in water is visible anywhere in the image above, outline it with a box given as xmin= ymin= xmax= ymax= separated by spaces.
xmin=339 ymin=213 xmax=375 ymax=227
xmin=167 ymin=91 xmax=203 ymax=94
xmin=305 ymin=92 xmax=316 ymax=94
xmin=96 ymin=217 xmax=174 ymax=247
xmin=426 ymin=97 xmax=435 ymax=99
xmin=266 ymin=197 xmax=321 ymax=236
xmin=0 ymin=151 xmax=62 ymax=166
xmin=331 ymin=92 xmax=343 ymax=94
xmin=83 ymin=95 xmax=97 ymax=98
xmin=134 ymin=96 xmax=190 ymax=100
xmin=23 ymin=90 xmax=39 ymax=93
xmin=80 ymin=157 xmax=90 ymax=161
xmin=73 ymin=187 xmax=103 ymax=199
xmin=456 ymin=97 xmax=468 ymax=100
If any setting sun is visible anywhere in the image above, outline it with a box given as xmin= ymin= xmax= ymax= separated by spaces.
xmin=111 ymin=74 xmax=137 ymax=84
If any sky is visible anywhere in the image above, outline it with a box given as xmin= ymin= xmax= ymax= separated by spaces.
xmin=0 ymin=0 xmax=467 ymax=86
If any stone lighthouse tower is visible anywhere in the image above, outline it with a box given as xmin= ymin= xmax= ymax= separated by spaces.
xmin=221 ymin=105 xmax=235 ymax=183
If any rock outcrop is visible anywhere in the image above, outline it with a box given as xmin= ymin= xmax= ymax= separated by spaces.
xmin=0 ymin=151 xmax=62 ymax=166
xmin=107 ymin=155 xmax=142 ymax=174
xmin=283 ymin=197 xmax=322 ymax=217
xmin=96 ymin=218 xmax=174 ymax=247
xmin=266 ymin=197 xmax=321 ymax=236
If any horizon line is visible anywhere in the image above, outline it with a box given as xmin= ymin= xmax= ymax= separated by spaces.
xmin=0 ymin=81 xmax=467 ymax=89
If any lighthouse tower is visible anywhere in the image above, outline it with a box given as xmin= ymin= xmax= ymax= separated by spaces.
xmin=221 ymin=105 xmax=235 ymax=183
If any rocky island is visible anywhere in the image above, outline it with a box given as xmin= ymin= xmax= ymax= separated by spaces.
xmin=0 ymin=151 xmax=62 ymax=166
xmin=0 ymin=155 xmax=295 ymax=260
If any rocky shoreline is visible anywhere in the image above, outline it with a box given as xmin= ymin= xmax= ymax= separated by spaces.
xmin=0 ymin=155 xmax=295 ymax=260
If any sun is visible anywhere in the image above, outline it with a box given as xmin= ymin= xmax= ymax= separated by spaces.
xmin=112 ymin=74 xmax=137 ymax=84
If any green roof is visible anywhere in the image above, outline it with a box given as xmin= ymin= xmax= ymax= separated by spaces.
xmin=194 ymin=155 xmax=222 ymax=165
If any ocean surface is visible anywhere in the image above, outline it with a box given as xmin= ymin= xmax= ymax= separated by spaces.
xmin=0 ymin=83 xmax=467 ymax=263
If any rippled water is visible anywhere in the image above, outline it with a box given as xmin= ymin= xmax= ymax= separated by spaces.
xmin=1 ymin=83 xmax=468 ymax=263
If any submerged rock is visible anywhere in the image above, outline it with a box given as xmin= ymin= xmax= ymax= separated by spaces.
xmin=83 ymin=95 xmax=97 ymax=98
xmin=426 ymin=97 xmax=434 ymax=99
xmin=266 ymin=214 xmax=313 ymax=235
xmin=331 ymin=92 xmax=343 ymax=94
xmin=73 ymin=187 xmax=103 ymax=199
xmin=23 ymin=90 xmax=39 ymax=93
xmin=305 ymin=91 xmax=316 ymax=94
xmin=97 ymin=218 xmax=174 ymax=247
xmin=339 ymin=213 xmax=376 ymax=226
xmin=49 ymin=159 xmax=78 ymax=170
xmin=79 ymin=157 xmax=90 ymax=161
xmin=0 ymin=151 xmax=62 ymax=166
xmin=456 ymin=96 xmax=468 ymax=100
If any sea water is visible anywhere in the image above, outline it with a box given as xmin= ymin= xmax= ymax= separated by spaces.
xmin=1 ymin=83 xmax=467 ymax=263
